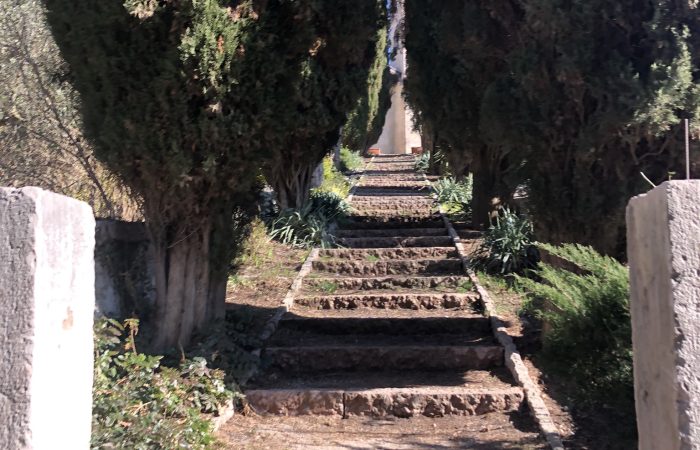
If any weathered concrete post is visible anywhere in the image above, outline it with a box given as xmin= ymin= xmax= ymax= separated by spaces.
xmin=0 ymin=188 xmax=95 ymax=449
xmin=627 ymin=180 xmax=700 ymax=450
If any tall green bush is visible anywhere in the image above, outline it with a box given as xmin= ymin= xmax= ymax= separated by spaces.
xmin=518 ymin=244 xmax=633 ymax=415
xmin=262 ymin=1 xmax=385 ymax=209
xmin=405 ymin=0 xmax=700 ymax=255
xmin=44 ymin=0 xmax=380 ymax=349
xmin=341 ymin=24 xmax=393 ymax=153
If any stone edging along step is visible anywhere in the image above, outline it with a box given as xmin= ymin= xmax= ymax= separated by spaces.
xmin=431 ymin=180 xmax=566 ymax=450
xmin=294 ymin=292 xmax=478 ymax=309
xmin=245 ymin=385 xmax=524 ymax=417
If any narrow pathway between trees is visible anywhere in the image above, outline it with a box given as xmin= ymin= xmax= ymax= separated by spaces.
xmin=220 ymin=155 xmax=546 ymax=449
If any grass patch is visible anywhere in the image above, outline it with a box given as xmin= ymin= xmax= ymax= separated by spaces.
xmin=365 ymin=254 xmax=380 ymax=262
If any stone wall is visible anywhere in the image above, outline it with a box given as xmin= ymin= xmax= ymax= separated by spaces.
xmin=0 ymin=187 xmax=95 ymax=449
xmin=627 ymin=180 xmax=700 ymax=450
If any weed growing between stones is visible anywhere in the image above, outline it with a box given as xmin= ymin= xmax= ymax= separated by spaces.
xmin=92 ymin=319 xmax=234 ymax=449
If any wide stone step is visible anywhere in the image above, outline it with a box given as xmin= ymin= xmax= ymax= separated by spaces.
xmin=310 ymin=258 xmax=462 ymax=277
xmin=246 ymin=369 xmax=523 ymax=417
xmin=352 ymin=188 xmax=430 ymax=196
xmin=338 ymin=219 xmax=445 ymax=230
xmin=318 ymin=246 xmax=457 ymax=260
xmin=349 ymin=211 xmax=437 ymax=221
xmin=338 ymin=236 xmax=453 ymax=248
xmin=335 ymin=227 xmax=446 ymax=238
xmin=264 ymin=343 xmax=503 ymax=373
xmin=276 ymin=310 xmax=489 ymax=335
xmin=302 ymin=275 xmax=473 ymax=293
xmin=295 ymin=292 xmax=479 ymax=310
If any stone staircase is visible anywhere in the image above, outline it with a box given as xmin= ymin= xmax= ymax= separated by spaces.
xmin=246 ymin=155 xmax=529 ymax=426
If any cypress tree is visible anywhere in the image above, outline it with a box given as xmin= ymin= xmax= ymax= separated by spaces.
xmin=263 ymin=1 xmax=385 ymax=209
xmin=44 ymin=0 xmax=353 ymax=349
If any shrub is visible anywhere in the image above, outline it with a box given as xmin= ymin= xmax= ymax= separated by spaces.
xmin=92 ymin=319 xmax=233 ymax=450
xmin=315 ymin=156 xmax=352 ymax=198
xmin=473 ymin=207 xmax=538 ymax=274
xmin=433 ymin=175 xmax=472 ymax=217
xmin=338 ymin=147 xmax=365 ymax=173
xmin=517 ymin=244 xmax=633 ymax=418
xmin=414 ymin=151 xmax=431 ymax=173
xmin=268 ymin=190 xmax=348 ymax=248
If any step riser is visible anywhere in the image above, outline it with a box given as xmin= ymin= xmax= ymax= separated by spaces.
xmin=265 ymin=346 xmax=504 ymax=372
xmin=295 ymin=294 xmax=478 ymax=310
xmin=339 ymin=237 xmax=454 ymax=248
xmin=335 ymin=228 xmax=446 ymax=238
xmin=304 ymin=276 xmax=471 ymax=292
xmin=318 ymin=248 xmax=457 ymax=259
xmin=311 ymin=260 xmax=462 ymax=276
xmin=245 ymin=388 xmax=524 ymax=418
xmin=276 ymin=317 xmax=489 ymax=335
xmin=338 ymin=220 xmax=445 ymax=230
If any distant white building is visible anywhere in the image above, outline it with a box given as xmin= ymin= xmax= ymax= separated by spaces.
xmin=371 ymin=1 xmax=422 ymax=155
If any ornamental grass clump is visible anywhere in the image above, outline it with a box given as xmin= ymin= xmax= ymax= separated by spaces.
xmin=473 ymin=207 xmax=538 ymax=274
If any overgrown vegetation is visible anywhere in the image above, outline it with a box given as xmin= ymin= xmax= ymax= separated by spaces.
xmin=92 ymin=319 xmax=233 ymax=450
xmin=433 ymin=176 xmax=472 ymax=218
xmin=338 ymin=147 xmax=365 ymax=173
xmin=473 ymin=208 xmax=538 ymax=274
xmin=414 ymin=152 xmax=431 ymax=173
xmin=268 ymin=191 xmax=348 ymax=249
xmin=517 ymin=244 xmax=634 ymax=434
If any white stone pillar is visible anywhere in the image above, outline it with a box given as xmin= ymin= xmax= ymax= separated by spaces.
xmin=627 ymin=181 xmax=700 ymax=450
xmin=0 ymin=187 xmax=95 ymax=450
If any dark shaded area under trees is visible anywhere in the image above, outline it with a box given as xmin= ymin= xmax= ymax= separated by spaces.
xmin=404 ymin=0 xmax=700 ymax=257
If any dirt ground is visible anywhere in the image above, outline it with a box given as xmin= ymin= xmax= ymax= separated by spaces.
xmin=225 ymin=220 xmax=309 ymax=339
xmin=219 ymin=413 xmax=546 ymax=450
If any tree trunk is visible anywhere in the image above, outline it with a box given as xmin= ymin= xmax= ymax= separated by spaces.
xmin=471 ymin=168 xmax=496 ymax=230
xmin=149 ymin=221 xmax=219 ymax=352
xmin=271 ymin=161 xmax=317 ymax=210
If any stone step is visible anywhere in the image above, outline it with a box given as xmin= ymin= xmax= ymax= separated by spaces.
xmin=352 ymin=188 xmax=430 ymax=196
xmin=349 ymin=211 xmax=438 ymax=220
xmin=246 ymin=369 xmax=523 ymax=417
xmin=302 ymin=274 xmax=473 ymax=293
xmin=318 ymin=246 xmax=457 ymax=260
xmin=294 ymin=292 xmax=479 ymax=310
xmin=263 ymin=343 xmax=504 ymax=372
xmin=338 ymin=219 xmax=445 ymax=230
xmin=338 ymin=236 xmax=453 ymax=248
xmin=335 ymin=227 xmax=446 ymax=238
xmin=310 ymin=258 xmax=462 ymax=277
xmin=276 ymin=310 xmax=489 ymax=335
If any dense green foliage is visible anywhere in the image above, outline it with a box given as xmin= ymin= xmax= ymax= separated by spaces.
xmin=261 ymin=1 xmax=386 ymax=209
xmin=44 ymin=0 xmax=383 ymax=348
xmin=473 ymin=208 xmax=538 ymax=274
xmin=404 ymin=0 xmax=520 ymax=227
xmin=404 ymin=0 xmax=700 ymax=254
xmin=338 ymin=147 xmax=365 ymax=173
xmin=92 ymin=319 xmax=233 ymax=449
xmin=315 ymin=155 xmax=353 ymax=198
xmin=341 ymin=24 xmax=389 ymax=153
xmin=517 ymin=244 xmax=633 ymax=428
